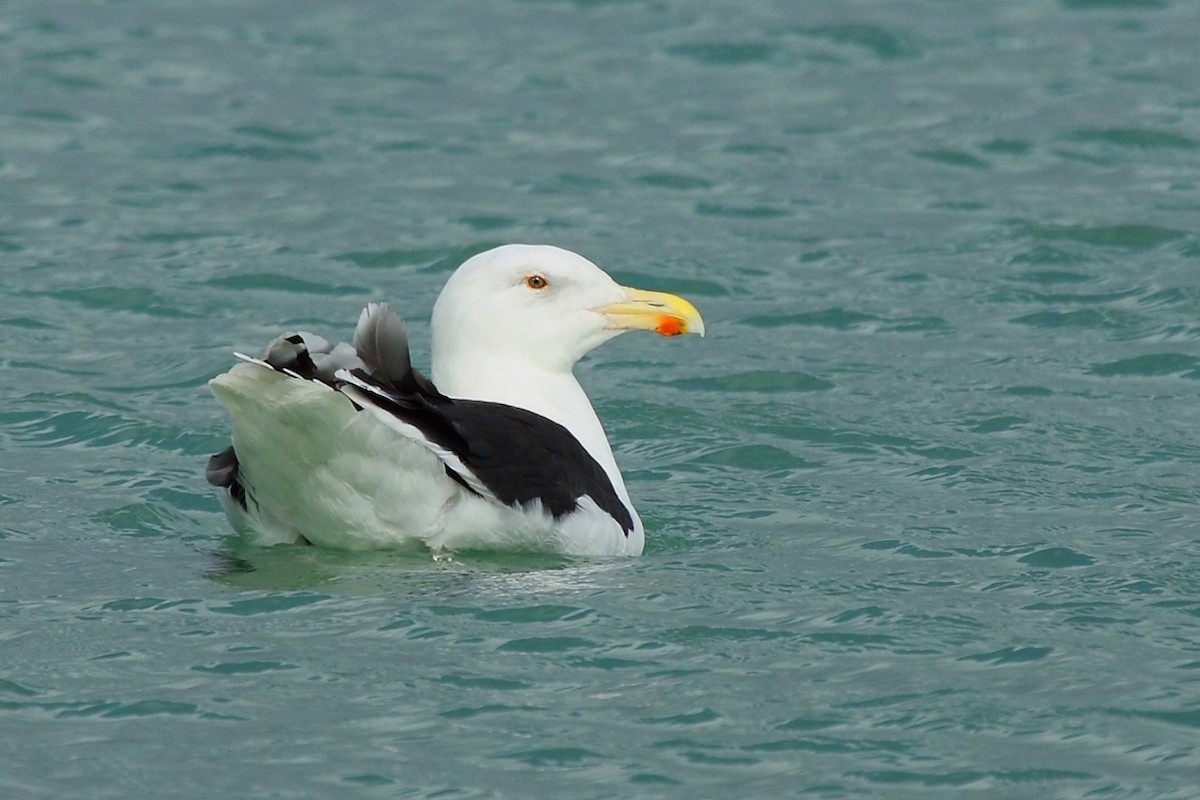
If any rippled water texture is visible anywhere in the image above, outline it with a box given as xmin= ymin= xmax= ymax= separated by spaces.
xmin=3 ymin=1 xmax=1200 ymax=797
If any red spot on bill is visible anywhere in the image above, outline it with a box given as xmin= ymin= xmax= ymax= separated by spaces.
xmin=657 ymin=317 xmax=685 ymax=336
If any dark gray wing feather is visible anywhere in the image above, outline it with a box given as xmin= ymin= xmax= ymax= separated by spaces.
xmin=340 ymin=369 xmax=634 ymax=534
xmin=353 ymin=303 xmax=413 ymax=390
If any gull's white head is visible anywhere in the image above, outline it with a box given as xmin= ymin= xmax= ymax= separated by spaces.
xmin=431 ymin=244 xmax=704 ymax=375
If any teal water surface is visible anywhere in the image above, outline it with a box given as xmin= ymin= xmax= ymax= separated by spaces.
xmin=3 ymin=1 xmax=1200 ymax=797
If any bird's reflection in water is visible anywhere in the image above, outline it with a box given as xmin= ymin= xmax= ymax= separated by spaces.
xmin=204 ymin=535 xmax=635 ymax=598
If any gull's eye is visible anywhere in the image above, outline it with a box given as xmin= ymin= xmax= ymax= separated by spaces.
xmin=525 ymin=274 xmax=549 ymax=290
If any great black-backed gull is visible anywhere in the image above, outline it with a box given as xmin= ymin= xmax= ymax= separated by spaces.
xmin=206 ymin=244 xmax=704 ymax=556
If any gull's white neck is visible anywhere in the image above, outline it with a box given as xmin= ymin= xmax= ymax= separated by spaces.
xmin=431 ymin=353 xmax=632 ymax=508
